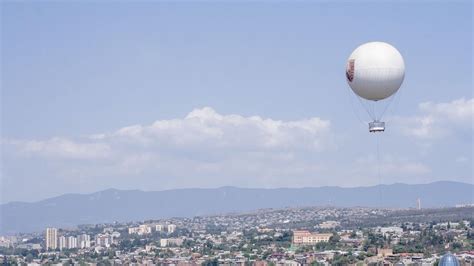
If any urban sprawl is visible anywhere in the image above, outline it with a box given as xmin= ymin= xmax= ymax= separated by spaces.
xmin=1 ymin=206 xmax=473 ymax=265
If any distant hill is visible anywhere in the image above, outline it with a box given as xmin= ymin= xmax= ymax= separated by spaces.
xmin=1 ymin=181 xmax=472 ymax=234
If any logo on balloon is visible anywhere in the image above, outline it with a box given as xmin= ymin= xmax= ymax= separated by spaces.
xmin=346 ymin=59 xmax=355 ymax=82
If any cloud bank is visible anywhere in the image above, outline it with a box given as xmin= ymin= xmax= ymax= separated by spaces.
xmin=394 ymin=98 xmax=473 ymax=139
xmin=2 ymin=99 xmax=472 ymax=203
xmin=7 ymin=107 xmax=332 ymax=160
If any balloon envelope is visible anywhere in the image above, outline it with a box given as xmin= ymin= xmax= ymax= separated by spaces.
xmin=346 ymin=42 xmax=405 ymax=101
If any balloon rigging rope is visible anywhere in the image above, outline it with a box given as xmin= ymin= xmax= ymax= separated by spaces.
xmin=345 ymin=86 xmax=368 ymax=126
xmin=356 ymin=96 xmax=376 ymax=121
xmin=373 ymin=102 xmax=377 ymax=121
xmin=378 ymin=92 xmax=398 ymax=121
xmin=376 ymin=132 xmax=382 ymax=208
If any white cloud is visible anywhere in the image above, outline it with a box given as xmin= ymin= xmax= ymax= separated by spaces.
xmin=6 ymin=107 xmax=332 ymax=160
xmin=5 ymin=137 xmax=111 ymax=160
xmin=419 ymin=98 xmax=473 ymax=122
xmin=394 ymin=98 xmax=473 ymax=139
xmin=2 ymin=108 xmax=333 ymax=187
xmin=105 ymin=106 xmax=332 ymax=152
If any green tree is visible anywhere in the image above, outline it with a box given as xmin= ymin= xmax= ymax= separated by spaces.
xmin=26 ymin=253 xmax=34 ymax=263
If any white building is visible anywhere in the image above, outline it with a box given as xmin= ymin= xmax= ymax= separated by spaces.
xmin=160 ymin=238 xmax=183 ymax=247
xmin=156 ymin=224 xmax=164 ymax=232
xmin=111 ymin=231 xmax=121 ymax=239
xmin=379 ymin=226 xmax=403 ymax=237
xmin=45 ymin=228 xmax=58 ymax=250
xmin=436 ymin=222 xmax=460 ymax=229
xmin=167 ymin=224 xmax=177 ymax=233
xmin=0 ymin=236 xmax=16 ymax=248
xmin=67 ymin=236 xmax=77 ymax=249
xmin=78 ymin=234 xmax=91 ymax=249
xmin=160 ymin=239 xmax=168 ymax=247
xmin=128 ymin=224 xmax=152 ymax=235
xmin=128 ymin=227 xmax=139 ymax=234
xmin=96 ymin=234 xmax=112 ymax=247
xmin=319 ymin=221 xmax=340 ymax=229
xmin=58 ymin=236 xmax=66 ymax=251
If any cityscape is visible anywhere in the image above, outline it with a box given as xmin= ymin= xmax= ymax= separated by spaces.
xmin=1 ymin=206 xmax=473 ymax=265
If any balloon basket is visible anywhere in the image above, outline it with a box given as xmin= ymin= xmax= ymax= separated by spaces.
xmin=369 ymin=121 xmax=385 ymax=133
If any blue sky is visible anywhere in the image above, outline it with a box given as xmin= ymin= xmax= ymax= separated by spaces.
xmin=1 ymin=1 xmax=472 ymax=203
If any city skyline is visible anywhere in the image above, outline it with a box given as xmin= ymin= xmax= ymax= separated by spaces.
xmin=1 ymin=2 xmax=472 ymax=203
xmin=1 ymin=205 xmax=472 ymax=265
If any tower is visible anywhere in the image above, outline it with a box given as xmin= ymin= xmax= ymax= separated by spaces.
xmin=45 ymin=228 xmax=58 ymax=250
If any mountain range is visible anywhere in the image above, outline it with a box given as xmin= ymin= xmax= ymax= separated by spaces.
xmin=1 ymin=181 xmax=472 ymax=234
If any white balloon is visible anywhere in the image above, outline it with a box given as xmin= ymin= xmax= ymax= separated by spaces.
xmin=346 ymin=42 xmax=405 ymax=101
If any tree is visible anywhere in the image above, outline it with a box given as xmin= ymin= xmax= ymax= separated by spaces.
xmin=26 ymin=253 xmax=34 ymax=263
xmin=329 ymin=233 xmax=341 ymax=245
xmin=350 ymin=231 xmax=357 ymax=238
xmin=452 ymin=242 xmax=462 ymax=250
xmin=203 ymin=258 xmax=218 ymax=266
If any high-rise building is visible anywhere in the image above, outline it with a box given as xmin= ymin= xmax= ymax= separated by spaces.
xmin=128 ymin=225 xmax=152 ymax=235
xmin=95 ymin=234 xmax=112 ymax=247
xmin=417 ymin=198 xmax=422 ymax=210
xmin=167 ymin=224 xmax=177 ymax=233
xmin=78 ymin=234 xmax=91 ymax=249
xmin=45 ymin=228 xmax=58 ymax=250
xmin=67 ymin=236 xmax=77 ymax=249
xmin=58 ymin=236 xmax=66 ymax=251
xmin=156 ymin=224 xmax=164 ymax=232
